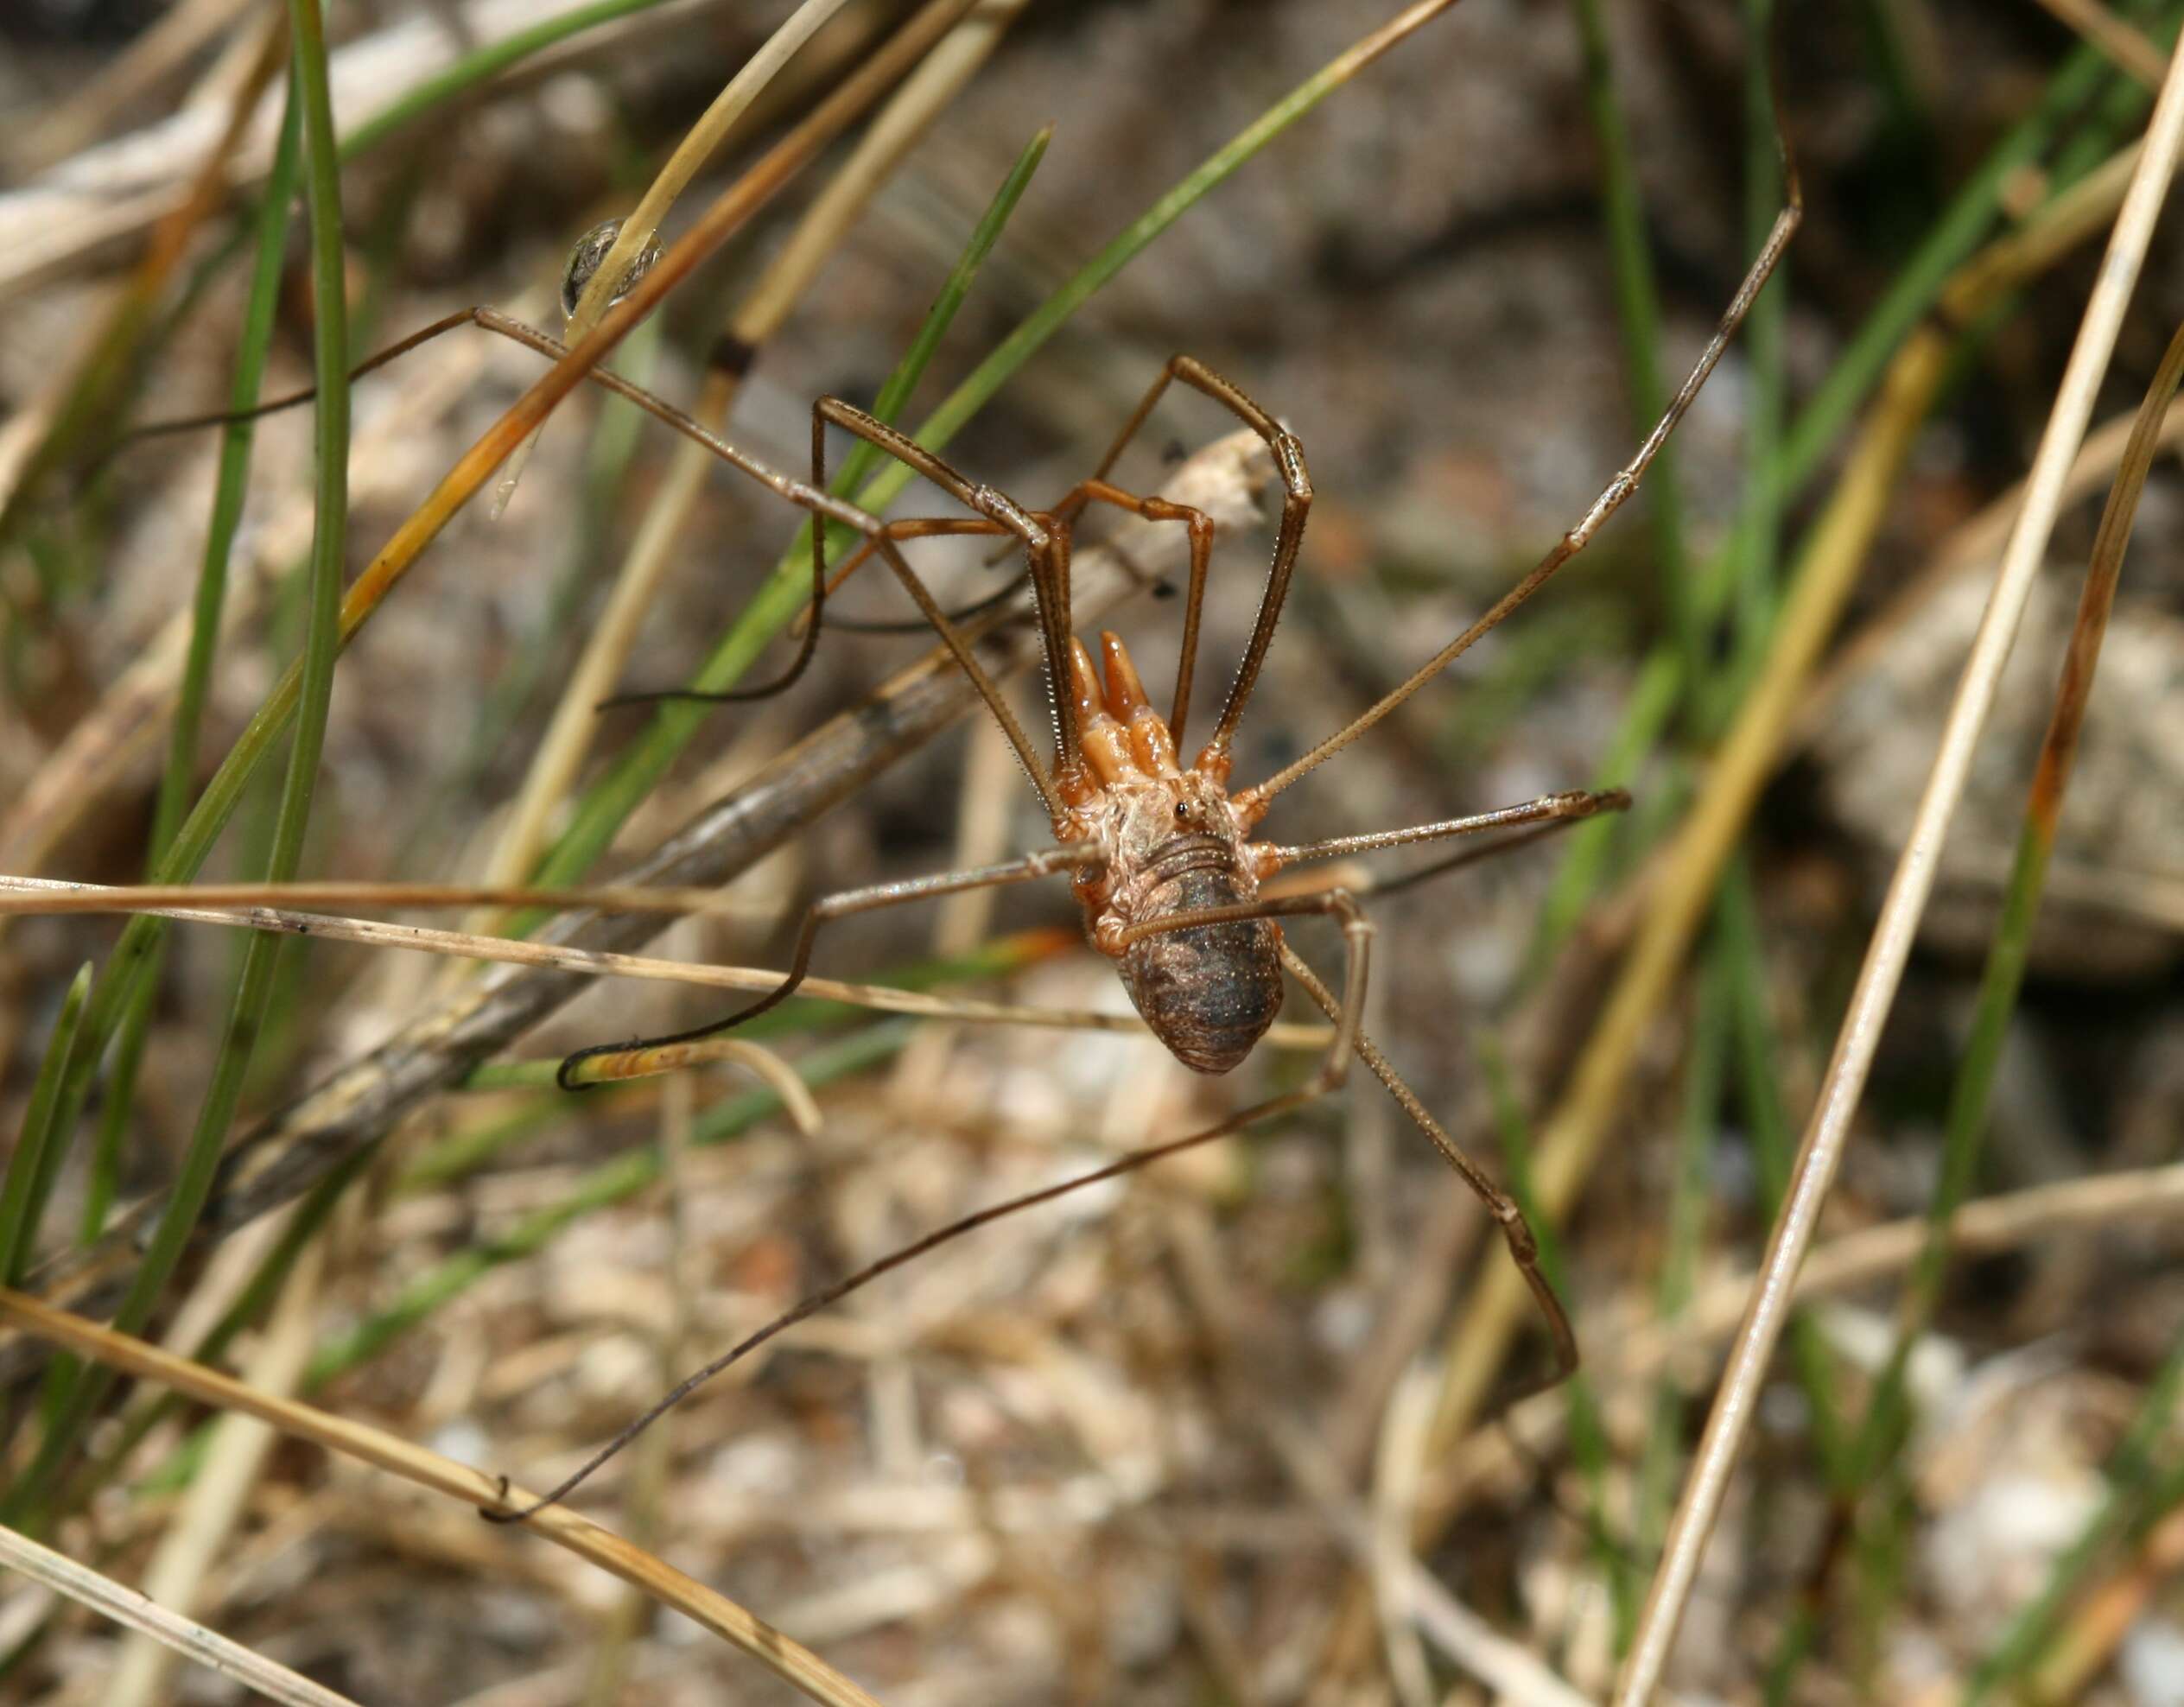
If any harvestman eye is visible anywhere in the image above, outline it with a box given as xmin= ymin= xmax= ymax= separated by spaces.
xmin=559 ymin=217 xmax=663 ymax=320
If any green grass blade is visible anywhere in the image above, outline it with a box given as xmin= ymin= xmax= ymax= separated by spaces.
xmin=0 ymin=966 xmax=93 ymax=1285
xmin=840 ymin=124 xmax=1051 ymax=493
xmin=1570 ymin=0 xmax=1692 ymax=689
xmin=79 ymin=94 xmax=307 ymax=1246
xmin=8 ymin=6 xmax=355 ymax=1518
xmin=1634 ymin=954 xmax=1724 ymax=1564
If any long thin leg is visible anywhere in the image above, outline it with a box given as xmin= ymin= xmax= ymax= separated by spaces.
xmin=595 ymin=505 xmax=1069 ymax=826
xmin=615 ymin=397 xmax=1046 ymax=714
xmin=820 ymin=569 xmax=1030 ymax=634
xmin=1282 ymin=947 xmax=1578 ymax=1398
xmin=974 ymin=359 xmax=1302 ymax=745
xmin=813 ymin=399 xmax=1085 ymax=778
xmin=1265 ymin=786 xmax=1629 ymax=870
xmin=1028 ymin=477 xmax=1215 ymax=743
xmin=796 ymin=516 xmax=1017 ymax=625
xmin=1273 ymin=793 xmax=1626 ymax=904
xmin=107 ymin=308 xmax=1062 ymax=759
xmin=601 ymin=516 xmax=1017 ymax=705
xmin=777 ymin=397 xmax=1083 ymax=820
xmin=810 ymin=477 xmax=1202 ymax=644
xmin=554 ymin=847 xmax=1096 ymax=1090
xmin=492 ymin=886 xmax=1376 ymax=1522
xmin=1240 ymin=134 xmax=1802 ymax=813
xmin=1071 ymin=356 xmax=1311 ymax=766
xmin=113 ymin=308 xmax=870 ymax=543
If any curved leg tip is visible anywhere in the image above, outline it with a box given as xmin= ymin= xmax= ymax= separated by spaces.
xmin=479 ymin=1475 xmax=518 ymax=1524
xmin=556 ymin=1046 xmax=617 ymax=1093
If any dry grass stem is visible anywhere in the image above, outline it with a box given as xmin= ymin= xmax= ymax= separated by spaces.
xmin=0 ymin=1515 xmax=364 ymax=1707
xmin=0 ymin=1288 xmax=886 ymax=1706
xmin=492 ymin=0 xmax=860 ymax=511
xmin=0 ymin=874 xmax=792 ymax=920
xmin=1616 ymin=41 xmax=2184 ymax=1698
xmin=104 ymin=1243 xmax=324 ymax=1707
xmin=723 ymin=1038 xmax=826 ymax=1131
xmin=0 ymin=873 xmax=1332 ymax=1048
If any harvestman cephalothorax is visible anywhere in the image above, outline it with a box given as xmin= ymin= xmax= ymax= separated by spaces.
xmin=73 ymin=65 xmax=1801 ymax=1526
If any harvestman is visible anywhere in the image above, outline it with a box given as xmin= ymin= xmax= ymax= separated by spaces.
xmin=486 ymin=194 xmax=1800 ymax=1520
xmin=86 ymin=121 xmax=1800 ymax=1524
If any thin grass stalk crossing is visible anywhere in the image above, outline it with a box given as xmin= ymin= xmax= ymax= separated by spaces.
xmin=1616 ymin=35 xmax=2184 ymax=1699
xmin=0 ymin=1517 xmax=364 ymax=1707
xmin=1817 ymin=315 xmax=2184 ymax=1657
